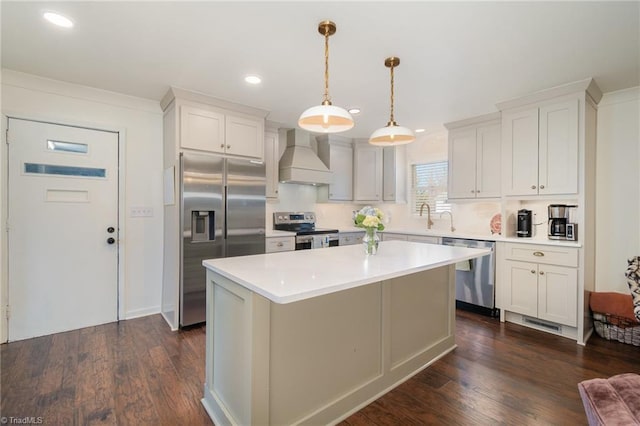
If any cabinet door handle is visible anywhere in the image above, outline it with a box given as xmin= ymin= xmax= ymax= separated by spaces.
xmin=530 ymin=270 xmax=536 ymax=274
xmin=539 ymin=271 xmax=545 ymax=275
xmin=227 ymin=144 xmax=231 ymax=149
xmin=220 ymin=144 xmax=225 ymax=148
xmin=277 ymin=242 xmax=283 ymax=247
xmin=531 ymin=185 xmax=537 ymax=189
xmin=470 ymin=190 xmax=475 ymax=193
xmin=540 ymin=185 xmax=545 ymax=189
xmin=533 ymin=251 xmax=545 ymax=257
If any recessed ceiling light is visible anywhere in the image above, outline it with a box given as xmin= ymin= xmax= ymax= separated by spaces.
xmin=348 ymin=108 xmax=361 ymax=115
xmin=415 ymin=128 xmax=426 ymax=133
xmin=43 ymin=12 xmax=74 ymax=28
xmin=244 ymin=75 xmax=262 ymax=85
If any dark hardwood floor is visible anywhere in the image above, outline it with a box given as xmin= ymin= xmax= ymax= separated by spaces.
xmin=2 ymin=310 xmax=638 ymax=425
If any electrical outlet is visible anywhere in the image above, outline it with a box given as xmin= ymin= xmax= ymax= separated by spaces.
xmin=130 ymin=207 xmax=154 ymax=217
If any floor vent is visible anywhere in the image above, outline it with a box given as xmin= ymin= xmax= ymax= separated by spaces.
xmin=523 ymin=316 xmax=561 ymax=333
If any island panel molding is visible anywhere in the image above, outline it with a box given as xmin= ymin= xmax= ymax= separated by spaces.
xmin=203 ymin=262 xmax=455 ymax=425
xmin=201 ymin=242 xmax=488 ymax=425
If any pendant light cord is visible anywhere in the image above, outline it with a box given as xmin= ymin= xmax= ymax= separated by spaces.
xmin=323 ymin=29 xmax=331 ymax=105
xmin=389 ymin=64 xmax=395 ymax=124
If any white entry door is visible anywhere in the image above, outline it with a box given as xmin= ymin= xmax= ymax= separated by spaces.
xmin=7 ymin=118 xmax=119 ymax=341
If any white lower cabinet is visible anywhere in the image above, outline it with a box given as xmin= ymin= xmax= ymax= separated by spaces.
xmin=339 ymin=232 xmax=364 ymax=246
xmin=382 ymin=233 xmax=441 ymax=244
xmin=382 ymin=233 xmax=408 ymax=242
xmin=407 ymin=235 xmax=440 ymax=244
xmin=266 ymin=236 xmax=295 ymax=253
xmin=500 ymin=243 xmax=578 ymax=327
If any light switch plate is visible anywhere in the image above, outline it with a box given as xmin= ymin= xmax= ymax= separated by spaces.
xmin=130 ymin=206 xmax=154 ymax=217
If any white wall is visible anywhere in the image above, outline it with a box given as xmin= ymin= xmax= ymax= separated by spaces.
xmin=1 ymin=69 xmax=164 ymax=321
xmin=595 ymin=87 xmax=640 ymax=293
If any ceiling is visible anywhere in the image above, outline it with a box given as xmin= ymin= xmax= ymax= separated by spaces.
xmin=2 ymin=1 xmax=639 ymax=138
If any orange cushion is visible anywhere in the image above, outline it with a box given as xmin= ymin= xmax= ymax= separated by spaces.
xmin=590 ymin=292 xmax=638 ymax=323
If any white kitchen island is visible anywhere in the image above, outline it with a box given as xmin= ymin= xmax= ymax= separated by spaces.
xmin=201 ymin=240 xmax=490 ymax=426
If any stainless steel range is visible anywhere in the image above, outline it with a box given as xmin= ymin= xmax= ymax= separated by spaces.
xmin=273 ymin=212 xmax=339 ymax=250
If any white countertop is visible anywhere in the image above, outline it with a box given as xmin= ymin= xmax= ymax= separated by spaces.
xmin=369 ymin=228 xmax=581 ymax=248
xmin=203 ymin=241 xmax=490 ymax=304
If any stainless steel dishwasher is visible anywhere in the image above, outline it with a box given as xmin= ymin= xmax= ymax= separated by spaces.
xmin=441 ymin=237 xmax=497 ymax=317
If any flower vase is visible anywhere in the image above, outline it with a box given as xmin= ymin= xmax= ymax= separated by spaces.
xmin=363 ymin=228 xmax=380 ymax=255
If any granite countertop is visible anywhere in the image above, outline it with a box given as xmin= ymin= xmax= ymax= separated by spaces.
xmin=203 ymin=241 xmax=490 ymax=304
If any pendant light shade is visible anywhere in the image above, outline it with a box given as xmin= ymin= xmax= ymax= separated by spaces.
xmin=298 ymin=21 xmax=354 ymax=134
xmin=369 ymin=57 xmax=415 ymax=146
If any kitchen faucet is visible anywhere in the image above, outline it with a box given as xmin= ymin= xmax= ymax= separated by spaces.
xmin=419 ymin=202 xmax=434 ymax=229
xmin=440 ymin=211 xmax=455 ymax=232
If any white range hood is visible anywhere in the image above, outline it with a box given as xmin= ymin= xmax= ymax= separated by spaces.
xmin=279 ymin=129 xmax=332 ymax=185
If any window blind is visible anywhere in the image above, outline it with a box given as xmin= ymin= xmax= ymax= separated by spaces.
xmin=411 ymin=161 xmax=451 ymax=214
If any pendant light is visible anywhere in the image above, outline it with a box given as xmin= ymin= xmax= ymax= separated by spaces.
xmin=298 ymin=21 xmax=354 ymax=134
xmin=369 ymin=57 xmax=415 ymax=145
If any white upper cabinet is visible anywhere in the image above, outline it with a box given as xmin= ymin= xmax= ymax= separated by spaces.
xmin=354 ymin=141 xmax=383 ymax=202
xmin=317 ymin=135 xmax=353 ymax=202
xmin=225 ymin=114 xmax=264 ymax=159
xmin=180 ymin=106 xmax=264 ymax=159
xmin=446 ymin=113 xmax=501 ymax=200
xmin=163 ymin=88 xmax=267 ymax=162
xmin=382 ymin=146 xmax=407 ymax=202
xmin=476 ymin=123 xmax=502 ymax=198
xmin=180 ymin=105 xmax=225 ymax=154
xmin=448 ymin=127 xmax=477 ymax=199
xmin=501 ymin=99 xmax=578 ymax=196
xmin=538 ymin=100 xmax=579 ymax=195
xmin=265 ymin=129 xmax=279 ymax=200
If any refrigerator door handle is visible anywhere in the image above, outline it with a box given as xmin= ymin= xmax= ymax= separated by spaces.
xmin=223 ymin=185 xmax=228 ymax=239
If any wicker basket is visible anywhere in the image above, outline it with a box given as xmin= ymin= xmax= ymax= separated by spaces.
xmin=593 ymin=312 xmax=640 ymax=346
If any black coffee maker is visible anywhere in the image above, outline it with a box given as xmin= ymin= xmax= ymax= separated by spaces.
xmin=517 ymin=209 xmax=532 ymax=237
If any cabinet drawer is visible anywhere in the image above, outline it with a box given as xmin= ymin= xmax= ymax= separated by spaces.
xmin=504 ymin=243 xmax=578 ymax=267
xmin=339 ymin=232 xmax=364 ymax=246
xmin=407 ymin=235 xmax=440 ymax=244
xmin=382 ymin=233 xmax=408 ymax=241
xmin=266 ymin=237 xmax=295 ymax=253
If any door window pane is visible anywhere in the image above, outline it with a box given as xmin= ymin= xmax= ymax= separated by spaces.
xmin=47 ymin=140 xmax=88 ymax=154
xmin=25 ymin=163 xmax=106 ymax=178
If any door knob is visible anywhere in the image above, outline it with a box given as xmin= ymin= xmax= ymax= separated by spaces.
xmin=107 ymin=227 xmax=115 ymax=233
xmin=107 ymin=237 xmax=116 ymax=245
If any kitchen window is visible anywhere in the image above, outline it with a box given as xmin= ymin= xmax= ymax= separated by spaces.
xmin=411 ymin=161 xmax=451 ymax=214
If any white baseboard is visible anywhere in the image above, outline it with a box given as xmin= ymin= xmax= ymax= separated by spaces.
xmin=124 ymin=305 xmax=160 ymax=320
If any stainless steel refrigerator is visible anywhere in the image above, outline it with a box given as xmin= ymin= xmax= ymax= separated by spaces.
xmin=180 ymin=152 xmax=265 ymax=326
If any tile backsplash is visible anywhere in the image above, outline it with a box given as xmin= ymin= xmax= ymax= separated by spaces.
xmin=268 ymin=183 xmax=502 ymax=237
